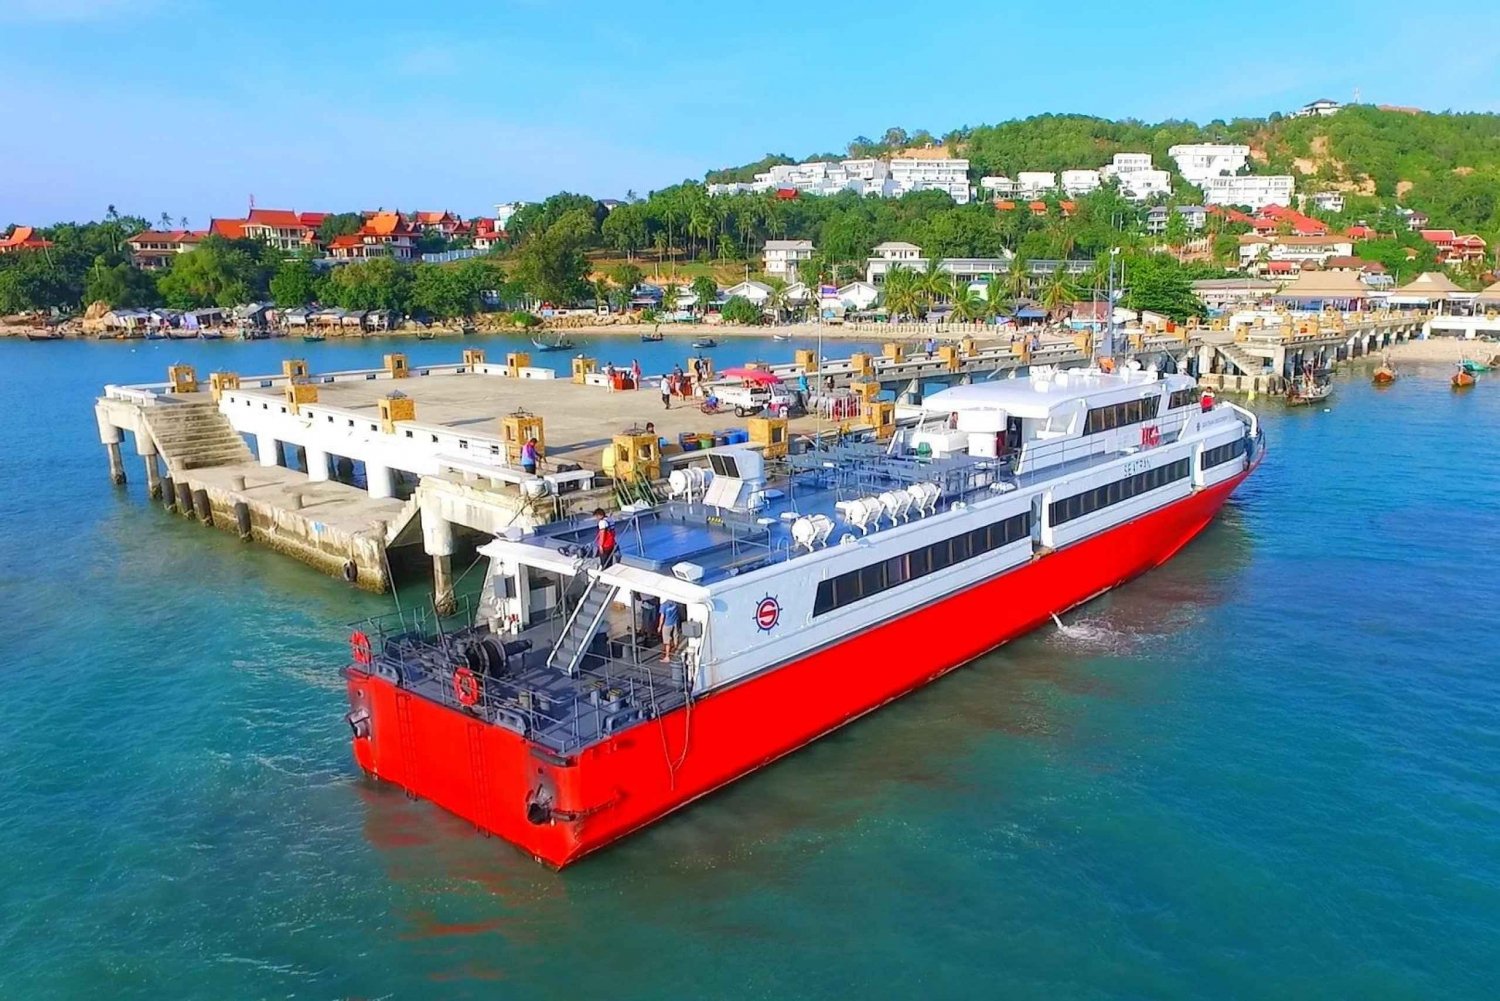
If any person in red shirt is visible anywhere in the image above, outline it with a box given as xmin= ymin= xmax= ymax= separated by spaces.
xmin=594 ymin=508 xmax=618 ymax=566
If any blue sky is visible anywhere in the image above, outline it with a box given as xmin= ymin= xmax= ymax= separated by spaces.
xmin=3 ymin=0 xmax=1499 ymax=226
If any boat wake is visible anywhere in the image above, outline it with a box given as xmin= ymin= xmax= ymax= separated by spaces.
xmin=1048 ymin=612 xmax=1154 ymax=653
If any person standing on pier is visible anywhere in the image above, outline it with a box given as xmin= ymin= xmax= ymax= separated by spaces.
xmin=631 ymin=358 xmax=642 ymax=390
xmin=521 ymin=437 xmax=540 ymax=476
xmin=660 ymin=374 xmax=672 ymax=409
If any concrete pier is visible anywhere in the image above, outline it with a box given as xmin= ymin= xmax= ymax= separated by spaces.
xmin=87 ymin=319 xmax=1421 ymax=596
xmin=143 ymin=452 xmax=162 ymax=499
xmin=105 ymin=441 xmax=126 ymax=486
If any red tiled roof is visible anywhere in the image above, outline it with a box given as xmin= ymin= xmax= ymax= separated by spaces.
xmin=775 ymin=188 xmax=799 ymax=200
xmin=246 ymin=208 xmax=304 ymax=229
xmin=1345 ymin=225 xmax=1375 ymax=239
xmin=993 ymin=199 xmax=1016 ymax=211
xmin=1455 ymin=234 xmax=1487 ymax=247
xmin=299 ymin=212 xmax=329 ymax=228
xmin=1266 ymin=261 xmax=1296 ymax=273
xmin=1419 ymin=229 xmax=1456 ymax=243
xmin=414 ymin=211 xmax=455 ymax=224
xmin=362 ymin=212 xmax=412 ymax=237
xmin=128 ymin=229 xmax=202 ymax=246
xmin=0 ymin=225 xmax=53 ymax=250
xmin=209 ymin=218 xmax=247 ymax=239
xmin=1028 ymin=200 xmax=1047 ymax=211
xmin=328 ymin=234 xmax=363 ymax=249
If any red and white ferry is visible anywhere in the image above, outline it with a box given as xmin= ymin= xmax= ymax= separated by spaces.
xmin=342 ymin=365 xmax=1264 ymax=867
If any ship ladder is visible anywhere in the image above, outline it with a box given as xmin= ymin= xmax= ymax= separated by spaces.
xmin=394 ymin=692 xmax=420 ymax=797
xmin=465 ymin=720 xmax=495 ymax=835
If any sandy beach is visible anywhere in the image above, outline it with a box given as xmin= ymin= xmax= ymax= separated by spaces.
xmin=1382 ymin=337 xmax=1500 ymax=364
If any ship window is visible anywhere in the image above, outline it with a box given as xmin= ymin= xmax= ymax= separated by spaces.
xmin=811 ymin=511 xmax=1032 ymax=617
xmin=1169 ymin=388 xmax=1197 ymax=410
xmin=1049 ymin=458 xmax=1192 ymax=526
xmin=1201 ymin=439 xmax=1246 ymax=469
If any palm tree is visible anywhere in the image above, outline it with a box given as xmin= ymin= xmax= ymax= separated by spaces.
xmin=1041 ymin=268 xmax=1078 ymax=320
xmin=881 ymin=268 xmax=921 ymax=321
xmin=949 ymin=277 xmax=982 ymax=323
xmin=918 ymin=257 xmax=949 ymax=314
xmin=593 ymin=277 xmax=613 ymax=312
xmin=1004 ymin=254 xmax=1030 ymax=303
xmin=765 ymin=276 xmax=790 ymax=324
xmin=983 ymin=278 xmax=1010 ymax=322
xmin=661 ymin=282 xmax=681 ymax=318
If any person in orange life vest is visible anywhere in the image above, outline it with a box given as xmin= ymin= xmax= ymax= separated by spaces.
xmin=594 ymin=508 xmax=618 ymax=566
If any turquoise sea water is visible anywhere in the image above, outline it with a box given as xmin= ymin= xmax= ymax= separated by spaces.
xmin=2 ymin=335 xmax=1498 ymax=1000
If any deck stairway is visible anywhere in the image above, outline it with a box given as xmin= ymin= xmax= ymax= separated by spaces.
xmin=1214 ymin=342 xmax=1266 ymax=377
xmin=545 ymin=574 xmax=618 ymax=677
xmin=141 ymin=400 xmax=254 ymax=476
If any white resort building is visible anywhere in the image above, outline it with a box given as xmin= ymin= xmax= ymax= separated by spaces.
xmin=763 ymin=240 xmax=815 ymax=278
xmin=1168 ymin=144 xmax=1252 ymax=183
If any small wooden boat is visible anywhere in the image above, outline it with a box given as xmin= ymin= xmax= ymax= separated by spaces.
xmin=531 ymin=334 xmax=576 ymax=352
xmin=415 ymin=330 xmax=437 ymax=341
xmin=1452 ymin=366 xmax=1477 ymax=389
xmin=772 ymin=332 xmax=792 ymax=342
xmin=168 ymin=330 xmax=197 ymax=340
xmin=198 ymin=329 xmax=225 ymax=341
xmin=1371 ymin=361 xmax=1398 ymax=385
xmin=691 ymin=337 xmax=718 ymax=349
xmin=639 ymin=331 xmax=664 ymax=343
xmin=145 ymin=330 xmax=169 ymax=341
xmin=1286 ymin=373 xmax=1332 ymax=406
xmin=1459 ymin=358 xmax=1490 ymax=375
xmin=302 ymin=332 xmax=326 ymax=343
xmin=460 ymin=322 xmax=476 ymax=336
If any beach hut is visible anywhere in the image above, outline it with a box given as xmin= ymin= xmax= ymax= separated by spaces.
xmin=1475 ymin=280 xmax=1500 ymax=313
xmin=282 ymin=306 xmax=312 ymax=328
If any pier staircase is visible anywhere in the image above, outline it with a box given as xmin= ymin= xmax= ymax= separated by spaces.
xmin=1214 ymin=342 xmax=1266 ymax=378
xmin=546 ymin=574 xmax=618 ymax=677
xmin=141 ymin=400 xmax=254 ymax=476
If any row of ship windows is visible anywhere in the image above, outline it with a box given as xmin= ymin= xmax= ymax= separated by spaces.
xmin=1050 ymin=459 xmax=1192 ymax=526
xmin=1084 ymin=396 xmax=1163 ymax=434
xmin=808 ymin=440 xmax=1246 ymax=618
xmin=1202 ymin=438 xmax=1246 ymax=469
xmin=812 ymin=513 xmax=1032 ymax=616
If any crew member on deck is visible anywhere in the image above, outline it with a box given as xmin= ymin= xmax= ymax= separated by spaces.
xmin=659 ymin=599 xmax=682 ymax=663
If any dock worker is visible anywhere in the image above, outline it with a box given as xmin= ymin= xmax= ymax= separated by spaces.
xmin=660 ymin=374 xmax=672 ymax=409
xmin=594 ymin=508 xmax=618 ymax=567
xmin=659 ymin=599 xmax=682 ymax=663
xmin=521 ymin=436 xmax=540 ymax=476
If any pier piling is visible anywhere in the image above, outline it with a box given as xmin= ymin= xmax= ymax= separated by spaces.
xmin=143 ymin=453 xmax=162 ymax=500
xmin=161 ymin=475 xmax=175 ymax=512
xmin=175 ymin=481 xmax=194 ymax=517
xmin=105 ymin=441 xmax=126 ymax=486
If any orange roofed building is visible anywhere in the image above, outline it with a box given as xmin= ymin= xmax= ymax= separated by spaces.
xmin=0 ymin=226 xmax=54 ymax=254
xmin=328 ymin=212 xmax=417 ymax=261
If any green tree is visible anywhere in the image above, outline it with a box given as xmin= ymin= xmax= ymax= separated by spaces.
xmin=948 ymin=277 xmax=982 ymax=322
xmin=323 ymin=257 xmax=413 ymax=312
xmin=881 ymin=267 xmax=922 ymax=320
xmin=410 ymin=264 xmax=475 ymax=318
xmin=317 ymin=213 xmax=365 ymax=243
xmin=269 ymin=255 xmax=318 ymax=306
xmin=609 ymin=263 xmax=643 ymax=293
xmin=690 ymin=275 xmax=718 ymax=317
xmin=511 ymin=208 xmax=594 ymax=304
xmin=720 ymin=295 xmax=762 ymax=325
xmin=84 ymin=258 xmax=158 ymax=308
xmin=1040 ymin=267 xmax=1078 ymax=318
xmin=660 ymin=283 xmax=681 ymax=317
xmin=1120 ymin=255 xmax=1205 ymax=321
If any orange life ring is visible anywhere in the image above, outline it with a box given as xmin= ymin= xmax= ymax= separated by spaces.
xmin=350 ymin=630 xmax=372 ymax=666
xmin=453 ymin=666 xmax=481 ymax=707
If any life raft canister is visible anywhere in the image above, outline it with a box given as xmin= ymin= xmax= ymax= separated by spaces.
xmin=349 ymin=630 xmax=373 ymax=666
xmin=453 ymin=666 xmax=481 ymax=707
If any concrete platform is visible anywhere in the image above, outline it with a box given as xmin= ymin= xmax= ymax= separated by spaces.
xmin=228 ymin=371 xmax=833 ymax=466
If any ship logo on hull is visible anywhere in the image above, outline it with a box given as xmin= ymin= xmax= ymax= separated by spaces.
xmin=755 ymin=595 xmax=782 ymax=632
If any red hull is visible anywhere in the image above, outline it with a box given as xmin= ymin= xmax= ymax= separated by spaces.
xmin=346 ymin=466 xmax=1255 ymax=867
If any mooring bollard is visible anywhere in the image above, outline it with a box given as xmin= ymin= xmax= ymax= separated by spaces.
xmin=230 ymin=474 xmax=246 ymax=492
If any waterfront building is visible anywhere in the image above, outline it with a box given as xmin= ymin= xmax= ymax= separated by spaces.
xmin=1168 ymin=143 xmax=1252 ymax=183
xmin=0 ymin=225 xmax=55 ymax=254
xmin=328 ymin=212 xmax=417 ymax=262
xmin=763 ymin=240 xmax=815 ymax=278
xmin=1190 ymin=276 xmax=1282 ymax=311
xmin=1238 ymin=234 xmax=1353 ymax=272
xmin=866 ymin=241 xmax=929 ymax=284
xmin=243 ymin=209 xmax=313 ymax=252
xmin=1060 ymin=169 xmax=1102 ymax=196
xmin=1202 ymin=175 xmax=1296 ymax=210
xmin=1015 ymin=172 xmax=1056 ymax=198
xmin=126 ymin=230 xmax=203 ymax=270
